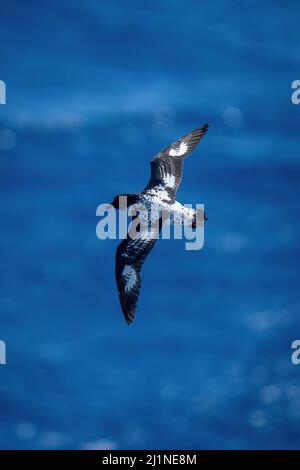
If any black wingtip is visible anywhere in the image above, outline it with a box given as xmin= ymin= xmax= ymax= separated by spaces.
xmin=188 ymin=123 xmax=209 ymax=144
xmin=190 ymin=123 xmax=209 ymax=138
xmin=124 ymin=311 xmax=135 ymax=325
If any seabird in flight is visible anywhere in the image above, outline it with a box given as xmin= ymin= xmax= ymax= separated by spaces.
xmin=111 ymin=124 xmax=209 ymax=324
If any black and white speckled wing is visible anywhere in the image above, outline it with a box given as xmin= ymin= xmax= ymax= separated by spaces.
xmin=115 ymin=234 xmax=157 ymax=324
xmin=144 ymin=124 xmax=209 ymax=202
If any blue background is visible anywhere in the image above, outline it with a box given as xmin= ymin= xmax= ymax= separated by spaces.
xmin=0 ymin=0 xmax=300 ymax=450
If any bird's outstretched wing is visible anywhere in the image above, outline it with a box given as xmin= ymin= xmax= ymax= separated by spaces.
xmin=115 ymin=233 xmax=157 ymax=324
xmin=144 ymin=124 xmax=209 ymax=202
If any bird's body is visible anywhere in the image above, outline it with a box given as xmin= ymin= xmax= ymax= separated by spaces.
xmin=112 ymin=124 xmax=209 ymax=324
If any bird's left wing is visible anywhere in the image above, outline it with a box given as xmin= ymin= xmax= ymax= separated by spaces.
xmin=115 ymin=233 xmax=157 ymax=324
xmin=144 ymin=124 xmax=209 ymax=202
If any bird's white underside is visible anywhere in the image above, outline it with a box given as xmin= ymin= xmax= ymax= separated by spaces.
xmin=141 ymin=193 xmax=195 ymax=220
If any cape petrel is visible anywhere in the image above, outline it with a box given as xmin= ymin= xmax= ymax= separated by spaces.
xmin=111 ymin=124 xmax=209 ymax=324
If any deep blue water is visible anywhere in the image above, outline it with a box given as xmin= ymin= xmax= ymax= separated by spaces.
xmin=0 ymin=0 xmax=300 ymax=449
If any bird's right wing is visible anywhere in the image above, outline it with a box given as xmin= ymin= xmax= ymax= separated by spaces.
xmin=115 ymin=232 xmax=158 ymax=324
xmin=144 ymin=124 xmax=209 ymax=202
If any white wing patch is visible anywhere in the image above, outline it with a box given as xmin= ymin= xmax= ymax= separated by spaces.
xmin=169 ymin=141 xmax=188 ymax=157
xmin=163 ymin=173 xmax=176 ymax=188
xmin=122 ymin=265 xmax=137 ymax=292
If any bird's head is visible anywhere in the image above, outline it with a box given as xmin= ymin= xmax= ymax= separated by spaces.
xmin=111 ymin=193 xmax=138 ymax=209
xmin=111 ymin=194 xmax=130 ymax=209
xmin=111 ymin=195 xmax=121 ymax=209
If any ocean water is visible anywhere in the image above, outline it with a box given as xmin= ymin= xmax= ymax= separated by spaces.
xmin=0 ymin=0 xmax=300 ymax=449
